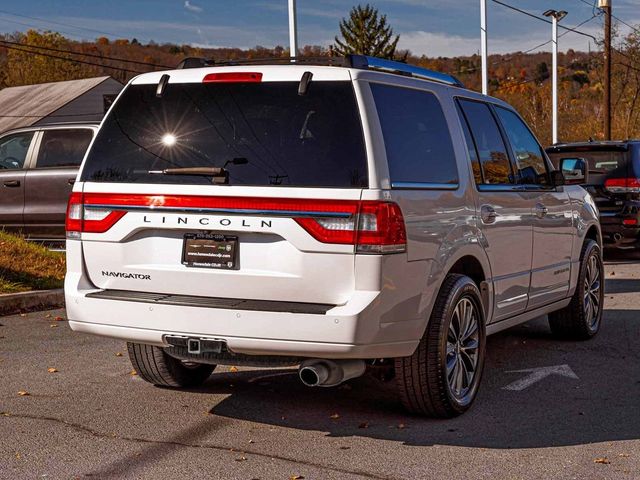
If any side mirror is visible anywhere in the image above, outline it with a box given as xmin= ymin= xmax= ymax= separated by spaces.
xmin=558 ymin=157 xmax=588 ymax=185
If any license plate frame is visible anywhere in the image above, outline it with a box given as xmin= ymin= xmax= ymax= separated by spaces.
xmin=182 ymin=233 xmax=239 ymax=270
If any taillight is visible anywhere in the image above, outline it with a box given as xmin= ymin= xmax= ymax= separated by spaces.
xmin=295 ymin=201 xmax=406 ymax=254
xmin=604 ymin=178 xmax=640 ymax=193
xmin=65 ymin=192 xmax=126 ymax=238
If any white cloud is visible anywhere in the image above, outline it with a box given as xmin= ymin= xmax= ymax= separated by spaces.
xmin=399 ymin=25 xmax=602 ymax=58
xmin=184 ymin=1 xmax=203 ymax=13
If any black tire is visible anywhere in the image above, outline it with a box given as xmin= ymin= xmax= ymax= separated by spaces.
xmin=127 ymin=342 xmax=215 ymax=388
xmin=394 ymin=274 xmax=486 ymax=418
xmin=548 ymin=239 xmax=604 ymax=340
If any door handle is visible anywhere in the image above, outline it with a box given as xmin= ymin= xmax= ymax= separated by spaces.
xmin=67 ymin=178 xmax=76 ymax=185
xmin=480 ymin=205 xmax=497 ymax=224
xmin=535 ymin=203 xmax=548 ymax=218
xmin=3 ymin=180 xmax=20 ymax=187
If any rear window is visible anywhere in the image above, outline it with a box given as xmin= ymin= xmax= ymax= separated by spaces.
xmin=547 ymin=149 xmax=633 ymax=184
xmin=80 ymin=81 xmax=368 ymax=187
xmin=371 ymin=83 xmax=458 ymax=186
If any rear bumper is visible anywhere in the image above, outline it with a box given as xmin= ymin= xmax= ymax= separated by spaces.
xmin=65 ymin=279 xmax=422 ymax=360
xmin=600 ymin=212 xmax=640 ymax=248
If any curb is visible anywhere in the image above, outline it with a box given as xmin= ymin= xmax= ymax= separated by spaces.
xmin=0 ymin=289 xmax=64 ymax=316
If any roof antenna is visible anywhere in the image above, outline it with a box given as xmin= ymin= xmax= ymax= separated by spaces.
xmin=298 ymin=71 xmax=313 ymax=96
xmin=156 ymin=74 xmax=170 ymax=98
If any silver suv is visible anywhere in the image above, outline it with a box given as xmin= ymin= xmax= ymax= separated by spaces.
xmin=65 ymin=56 xmax=604 ymax=417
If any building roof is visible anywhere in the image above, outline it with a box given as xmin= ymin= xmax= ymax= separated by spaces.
xmin=0 ymin=76 xmax=115 ymax=133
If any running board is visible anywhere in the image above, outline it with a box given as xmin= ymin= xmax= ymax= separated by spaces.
xmin=85 ymin=289 xmax=335 ymax=315
xmin=486 ymin=298 xmax=571 ymax=335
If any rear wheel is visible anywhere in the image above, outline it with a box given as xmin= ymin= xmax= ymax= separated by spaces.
xmin=395 ymin=274 xmax=486 ymax=418
xmin=127 ymin=342 xmax=215 ymax=388
xmin=548 ymin=239 xmax=604 ymax=340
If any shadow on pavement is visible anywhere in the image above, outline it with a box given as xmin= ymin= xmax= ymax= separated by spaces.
xmin=188 ymin=311 xmax=640 ymax=449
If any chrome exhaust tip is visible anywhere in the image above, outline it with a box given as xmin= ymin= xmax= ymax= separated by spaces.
xmin=298 ymin=359 xmax=366 ymax=387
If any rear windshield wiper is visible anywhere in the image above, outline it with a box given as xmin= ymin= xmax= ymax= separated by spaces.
xmin=148 ymin=167 xmax=229 ymax=184
xmin=148 ymin=158 xmax=248 ymax=184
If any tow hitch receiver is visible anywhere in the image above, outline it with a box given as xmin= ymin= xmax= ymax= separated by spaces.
xmin=187 ymin=339 xmax=201 ymax=354
xmin=165 ymin=335 xmax=226 ymax=354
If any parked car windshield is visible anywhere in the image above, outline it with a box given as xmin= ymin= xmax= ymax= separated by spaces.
xmin=80 ymin=81 xmax=368 ymax=187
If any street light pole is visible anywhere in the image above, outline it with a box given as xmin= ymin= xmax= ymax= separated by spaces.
xmin=543 ymin=10 xmax=567 ymax=145
xmin=288 ymin=0 xmax=298 ymax=60
xmin=480 ymin=0 xmax=488 ymax=95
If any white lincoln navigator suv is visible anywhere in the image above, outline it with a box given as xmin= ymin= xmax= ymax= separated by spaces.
xmin=65 ymin=55 xmax=603 ymax=417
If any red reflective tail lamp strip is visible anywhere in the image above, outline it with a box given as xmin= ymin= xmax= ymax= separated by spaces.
xmin=202 ymin=72 xmax=263 ymax=83
xmin=623 ymin=218 xmax=638 ymax=226
xmin=66 ymin=193 xmax=406 ymax=249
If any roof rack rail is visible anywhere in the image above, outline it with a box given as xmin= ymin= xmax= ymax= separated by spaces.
xmin=176 ymin=54 xmax=464 ymax=88
xmin=348 ymin=55 xmax=464 ymax=87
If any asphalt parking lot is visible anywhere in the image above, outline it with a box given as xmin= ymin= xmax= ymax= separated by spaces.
xmin=1 ymin=259 xmax=639 ymax=480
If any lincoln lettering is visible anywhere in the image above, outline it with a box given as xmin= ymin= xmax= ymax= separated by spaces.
xmin=142 ymin=215 xmax=272 ymax=228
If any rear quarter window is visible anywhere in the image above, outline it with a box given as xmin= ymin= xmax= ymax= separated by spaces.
xmin=370 ymin=83 xmax=458 ymax=186
xmin=37 ymin=129 xmax=93 ymax=168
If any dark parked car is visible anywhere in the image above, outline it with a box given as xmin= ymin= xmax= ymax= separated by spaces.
xmin=0 ymin=123 xmax=97 ymax=241
xmin=547 ymin=141 xmax=640 ymax=251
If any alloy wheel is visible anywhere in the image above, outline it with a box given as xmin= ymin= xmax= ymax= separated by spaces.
xmin=446 ymin=297 xmax=480 ymax=400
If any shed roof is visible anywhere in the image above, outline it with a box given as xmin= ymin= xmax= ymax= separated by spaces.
xmin=0 ymin=76 xmax=115 ymax=133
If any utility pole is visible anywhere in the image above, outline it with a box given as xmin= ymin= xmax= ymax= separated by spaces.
xmin=600 ymin=0 xmax=612 ymax=140
xmin=543 ymin=10 xmax=567 ymax=145
xmin=480 ymin=0 xmax=488 ymax=95
xmin=288 ymin=0 xmax=298 ymax=60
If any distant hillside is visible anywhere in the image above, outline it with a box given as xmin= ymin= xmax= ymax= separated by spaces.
xmin=1 ymin=29 xmax=639 ymax=145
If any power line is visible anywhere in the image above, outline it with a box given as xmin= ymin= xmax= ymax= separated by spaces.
xmin=0 ymin=42 xmax=144 ymax=73
xmin=0 ymin=38 xmax=173 ymax=69
xmin=490 ymin=0 xmax=597 ymax=41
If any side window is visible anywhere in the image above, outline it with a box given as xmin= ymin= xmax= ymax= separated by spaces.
xmin=36 ymin=129 xmax=93 ymax=168
xmin=455 ymin=102 xmax=483 ymax=184
xmin=0 ymin=132 xmax=34 ymax=170
xmin=371 ymin=83 xmax=458 ymax=186
xmin=495 ymin=107 xmax=549 ymax=185
xmin=458 ymin=99 xmax=513 ymax=185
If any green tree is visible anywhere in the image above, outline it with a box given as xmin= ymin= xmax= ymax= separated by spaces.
xmin=332 ymin=4 xmax=400 ymax=59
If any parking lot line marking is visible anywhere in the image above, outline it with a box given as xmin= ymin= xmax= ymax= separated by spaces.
xmin=502 ymin=364 xmax=579 ymax=391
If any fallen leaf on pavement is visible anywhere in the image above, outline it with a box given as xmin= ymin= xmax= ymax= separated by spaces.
xmin=47 ymin=368 xmax=58 ymax=373
xmin=115 ymin=352 xmax=123 ymax=357
xmin=129 ymin=370 xmax=137 ymax=376
xmin=54 ymin=316 xmax=65 ymax=322
xmin=594 ymin=457 xmax=610 ymax=464
xmin=329 ymin=413 xmax=340 ymax=419
xmin=618 ymin=453 xmax=630 ymax=458
xmin=397 ymin=423 xmax=407 ymax=429
xmin=19 ymin=314 xmax=26 ymax=317
xmin=45 ymin=314 xmax=52 ymax=318
xmin=49 ymin=324 xmax=58 ymax=328
xmin=235 ymin=456 xmax=247 ymax=462
xmin=17 ymin=391 xmax=30 ymax=396
xmin=290 ymin=476 xmax=305 ymax=480
xmin=229 ymin=366 xmax=238 ymax=372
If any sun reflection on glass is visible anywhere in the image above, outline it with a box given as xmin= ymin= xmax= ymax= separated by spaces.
xmin=161 ymin=133 xmax=177 ymax=146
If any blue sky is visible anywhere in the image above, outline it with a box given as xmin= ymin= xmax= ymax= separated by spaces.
xmin=0 ymin=1 xmax=637 ymax=57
